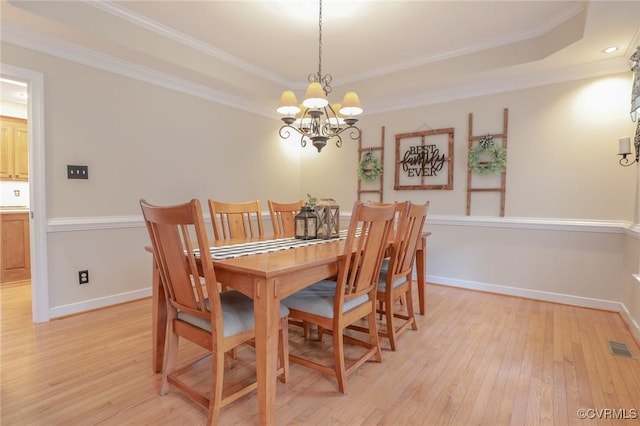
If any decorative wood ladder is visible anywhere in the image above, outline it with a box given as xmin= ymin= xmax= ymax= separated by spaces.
xmin=466 ymin=108 xmax=509 ymax=217
xmin=357 ymin=127 xmax=385 ymax=203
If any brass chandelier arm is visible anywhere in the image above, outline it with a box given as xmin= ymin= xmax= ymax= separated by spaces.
xmin=278 ymin=122 xmax=361 ymax=153
xmin=279 ymin=104 xmax=362 ymax=152
xmin=279 ymin=126 xmax=308 ymax=148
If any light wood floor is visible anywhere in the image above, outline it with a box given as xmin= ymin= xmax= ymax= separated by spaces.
xmin=2 ymin=281 xmax=640 ymax=425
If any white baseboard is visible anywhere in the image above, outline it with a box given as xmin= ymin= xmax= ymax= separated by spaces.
xmin=49 ymin=274 xmax=640 ymax=348
xmin=619 ymin=304 xmax=640 ymax=346
xmin=49 ymin=288 xmax=151 ymax=319
xmin=426 ymin=274 xmax=640 ymax=345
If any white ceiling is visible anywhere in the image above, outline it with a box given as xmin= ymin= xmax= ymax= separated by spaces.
xmin=1 ymin=0 xmax=639 ymax=116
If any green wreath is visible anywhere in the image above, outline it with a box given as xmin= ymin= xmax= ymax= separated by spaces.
xmin=358 ymin=151 xmax=383 ymax=182
xmin=469 ymin=144 xmax=507 ymax=174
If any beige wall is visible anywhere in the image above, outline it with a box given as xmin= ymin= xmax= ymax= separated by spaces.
xmin=386 ymin=76 xmax=638 ymax=338
xmin=360 ymin=75 xmax=636 ymax=218
xmin=303 ymin=73 xmax=640 ymax=336
xmin=32 ymin=53 xmax=302 ymax=217
xmin=2 ymin=42 xmax=639 ymax=338
xmin=2 ymin=43 xmax=307 ymax=313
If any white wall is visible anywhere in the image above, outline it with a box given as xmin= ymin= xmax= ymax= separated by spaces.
xmin=0 ymin=181 xmax=29 ymax=206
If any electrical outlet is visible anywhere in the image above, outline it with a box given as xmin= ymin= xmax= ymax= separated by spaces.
xmin=67 ymin=165 xmax=89 ymax=179
xmin=78 ymin=270 xmax=89 ymax=285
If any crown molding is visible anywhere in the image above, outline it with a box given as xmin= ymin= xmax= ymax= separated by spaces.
xmin=1 ymin=19 xmax=631 ymax=119
xmin=367 ymin=56 xmax=632 ymax=115
xmin=625 ymin=28 xmax=640 ymax=60
xmin=342 ymin=2 xmax=586 ymax=86
xmin=85 ymin=0 xmax=290 ymax=88
xmin=1 ymin=23 xmax=274 ymax=119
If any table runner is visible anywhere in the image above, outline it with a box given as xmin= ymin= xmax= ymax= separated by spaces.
xmin=194 ymin=229 xmax=350 ymax=260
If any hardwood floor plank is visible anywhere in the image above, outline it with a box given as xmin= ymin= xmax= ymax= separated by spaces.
xmin=481 ymin=297 xmax=527 ymax=425
xmin=2 ymin=282 xmax=640 ymax=425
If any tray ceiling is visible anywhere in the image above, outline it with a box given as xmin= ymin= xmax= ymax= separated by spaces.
xmin=1 ymin=1 xmax=639 ymax=116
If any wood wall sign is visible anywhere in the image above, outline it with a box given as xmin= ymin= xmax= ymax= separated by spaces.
xmin=394 ymin=127 xmax=454 ymax=190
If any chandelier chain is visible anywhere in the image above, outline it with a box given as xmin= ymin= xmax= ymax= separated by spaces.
xmin=308 ymin=0 xmax=332 ymax=95
xmin=318 ymin=0 xmax=322 ymax=80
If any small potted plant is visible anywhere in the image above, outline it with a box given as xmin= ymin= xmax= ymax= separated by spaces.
xmin=306 ymin=193 xmax=317 ymax=209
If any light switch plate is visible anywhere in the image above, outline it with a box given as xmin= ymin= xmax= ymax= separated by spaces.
xmin=67 ymin=165 xmax=88 ymax=179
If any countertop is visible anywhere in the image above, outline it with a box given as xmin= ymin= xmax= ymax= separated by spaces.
xmin=0 ymin=206 xmax=29 ymax=213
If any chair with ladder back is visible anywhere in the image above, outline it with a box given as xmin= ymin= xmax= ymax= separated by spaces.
xmin=141 ymin=198 xmax=289 ymax=424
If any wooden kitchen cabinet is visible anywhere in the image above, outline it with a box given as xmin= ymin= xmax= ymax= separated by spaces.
xmin=1 ymin=212 xmax=31 ymax=284
xmin=0 ymin=116 xmax=29 ymax=181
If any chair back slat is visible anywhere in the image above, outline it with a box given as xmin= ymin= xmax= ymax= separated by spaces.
xmin=209 ymin=199 xmax=264 ymax=240
xmin=389 ymin=201 xmax=429 ymax=277
xmin=268 ymin=200 xmax=304 ymax=237
xmin=366 ymin=200 xmax=409 ymax=233
xmin=141 ymin=199 xmax=223 ymax=324
xmin=339 ymin=202 xmax=395 ymax=306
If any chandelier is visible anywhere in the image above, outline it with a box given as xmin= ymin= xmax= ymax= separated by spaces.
xmin=277 ymin=0 xmax=363 ymax=153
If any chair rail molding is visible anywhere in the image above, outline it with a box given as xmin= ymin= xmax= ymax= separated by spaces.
xmin=47 ymin=213 xmax=637 ymax=236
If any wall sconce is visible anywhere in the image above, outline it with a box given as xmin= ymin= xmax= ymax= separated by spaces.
xmin=618 ymin=136 xmax=639 ymax=166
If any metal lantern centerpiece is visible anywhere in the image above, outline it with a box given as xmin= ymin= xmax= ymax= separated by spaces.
xmin=315 ymin=199 xmax=340 ymax=239
xmin=295 ymin=205 xmax=318 ymax=240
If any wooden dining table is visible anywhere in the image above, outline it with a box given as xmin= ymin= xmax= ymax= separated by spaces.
xmin=148 ymin=231 xmax=430 ymax=425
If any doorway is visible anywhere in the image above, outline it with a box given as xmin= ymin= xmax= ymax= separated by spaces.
xmin=1 ymin=65 xmax=48 ymax=322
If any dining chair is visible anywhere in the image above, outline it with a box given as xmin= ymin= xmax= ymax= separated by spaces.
xmin=208 ymin=199 xmax=265 ymax=240
xmin=268 ymin=199 xmax=304 ymax=237
xmin=140 ymin=198 xmax=289 ymax=424
xmin=282 ymin=201 xmax=396 ymax=393
xmin=268 ymin=199 xmax=315 ymax=338
xmin=375 ymin=201 xmax=429 ymax=351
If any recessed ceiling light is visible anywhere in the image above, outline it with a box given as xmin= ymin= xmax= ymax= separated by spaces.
xmin=602 ymin=46 xmax=618 ymax=54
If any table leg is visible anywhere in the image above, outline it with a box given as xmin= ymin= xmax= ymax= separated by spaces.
xmin=253 ymin=278 xmax=280 ymax=425
xmin=416 ymin=235 xmax=427 ymax=315
xmin=152 ymin=256 xmax=167 ymax=373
